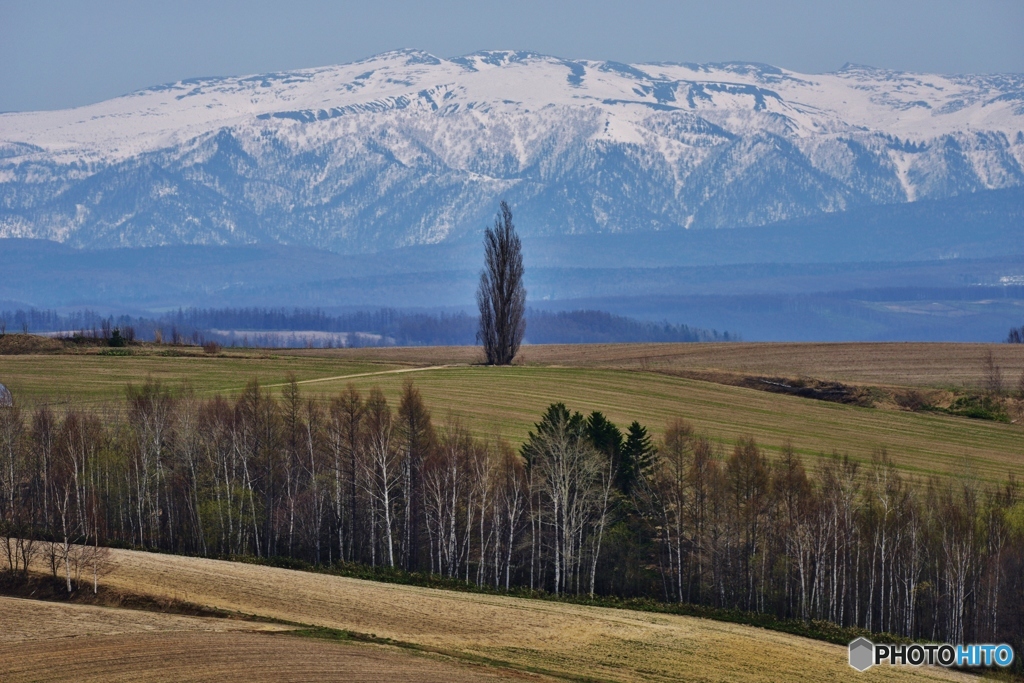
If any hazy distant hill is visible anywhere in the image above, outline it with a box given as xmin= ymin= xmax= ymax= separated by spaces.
xmin=2 ymin=186 xmax=1023 ymax=341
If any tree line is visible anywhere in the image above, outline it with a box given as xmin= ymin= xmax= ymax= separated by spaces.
xmin=0 ymin=380 xmax=1021 ymax=655
xmin=0 ymin=307 xmax=729 ymax=348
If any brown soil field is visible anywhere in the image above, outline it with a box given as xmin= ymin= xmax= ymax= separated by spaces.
xmin=91 ymin=547 xmax=972 ymax=683
xmin=0 ymin=596 xmax=517 ymax=682
xmin=0 ymin=595 xmax=288 ymax=643
xmin=5 ymin=339 xmax=1024 ymax=391
xmin=0 ymin=631 xmax=518 ymax=683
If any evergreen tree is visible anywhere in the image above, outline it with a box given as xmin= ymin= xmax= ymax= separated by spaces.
xmin=586 ymin=411 xmax=622 ymax=461
xmin=618 ymin=421 xmax=655 ymax=495
xmin=522 ymin=402 xmax=585 ymax=465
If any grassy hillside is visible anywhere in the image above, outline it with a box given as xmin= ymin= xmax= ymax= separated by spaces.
xmin=2 ymin=341 xmax=1022 ymax=680
xmin=1 ymin=342 xmax=1022 ymax=483
xmin=0 ymin=349 xmax=404 ymax=404
xmin=319 ymin=365 xmax=1023 ymax=483
xmin=79 ymin=547 xmax=968 ymax=683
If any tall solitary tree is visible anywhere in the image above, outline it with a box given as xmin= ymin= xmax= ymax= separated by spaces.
xmin=477 ymin=201 xmax=526 ymax=365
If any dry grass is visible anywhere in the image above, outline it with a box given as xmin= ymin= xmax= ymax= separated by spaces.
xmin=0 ymin=595 xmax=517 ymax=682
xmin=5 ymin=340 xmax=1023 ymax=401
xmin=572 ymin=342 xmax=1024 ymax=391
xmin=290 ymin=341 xmax=1024 ymax=390
xmin=92 ymin=547 xmax=973 ymax=683
xmin=0 ymin=334 xmax=66 ymax=355
xmin=0 ymin=352 xmax=405 ymax=404
xmin=0 ymin=595 xmax=287 ymax=643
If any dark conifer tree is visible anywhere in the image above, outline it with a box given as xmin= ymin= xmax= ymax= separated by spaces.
xmin=521 ymin=402 xmax=585 ymax=466
xmin=586 ymin=411 xmax=623 ymax=462
xmin=618 ymin=421 xmax=655 ymax=495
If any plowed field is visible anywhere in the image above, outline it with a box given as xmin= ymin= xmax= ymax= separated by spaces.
xmin=88 ymin=547 xmax=972 ymax=683
xmin=0 ymin=596 xmax=516 ymax=682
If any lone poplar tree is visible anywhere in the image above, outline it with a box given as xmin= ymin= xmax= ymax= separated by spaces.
xmin=477 ymin=201 xmax=526 ymax=365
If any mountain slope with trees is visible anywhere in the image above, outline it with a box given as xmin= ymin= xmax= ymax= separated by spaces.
xmin=2 ymin=51 xmax=1022 ymax=252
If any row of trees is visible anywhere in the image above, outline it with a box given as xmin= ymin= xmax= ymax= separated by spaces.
xmin=0 ymin=380 xmax=1021 ymax=653
xmin=0 ymin=306 xmax=727 ymax=350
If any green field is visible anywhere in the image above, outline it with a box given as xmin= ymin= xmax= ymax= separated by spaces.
xmin=0 ymin=351 xmax=404 ymax=403
xmin=1 ymin=342 xmax=1022 ymax=484
xmin=335 ymin=365 xmax=1023 ymax=483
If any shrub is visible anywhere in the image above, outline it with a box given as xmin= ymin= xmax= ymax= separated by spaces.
xmin=946 ymin=394 xmax=1009 ymax=422
xmin=203 ymin=340 xmax=221 ymax=355
xmin=895 ymin=390 xmax=929 ymax=411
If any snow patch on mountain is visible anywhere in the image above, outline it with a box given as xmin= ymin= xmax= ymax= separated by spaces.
xmin=1 ymin=50 xmax=1023 ymax=251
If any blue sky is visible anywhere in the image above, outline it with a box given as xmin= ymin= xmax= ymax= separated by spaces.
xmin=2 ymin=0 xmax=1022 ymax=112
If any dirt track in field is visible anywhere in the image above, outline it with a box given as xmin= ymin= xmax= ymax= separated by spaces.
xmin=93 ymin=548 xmax=973 ymax=683
xmin=0 ymin=596 xmax=517 ymax=682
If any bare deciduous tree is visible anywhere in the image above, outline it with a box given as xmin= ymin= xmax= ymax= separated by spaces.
xmin=984 ymin=350 xmax=1004 ymax=395
xmin=330 ymin=385 xmax=364 ymax=562
xmin=1 ymin=379 xmax=1023 ymax=651
xmin=529 ymin=405 xmax=603 ymax=595
xmin=423 ymin=419 xmax=472 ymax=578
xmin=477 ymin=201 xmax=526 ymax=365
xmin=362 ymin=389 xmax=401 ymax=567
xmin=82 ymin=543 xmax=113 ymax=594
xmin=494 ymin=441 xmax=526 ymax=590
xmin=397 ymin=380 xmax=432 ymax=571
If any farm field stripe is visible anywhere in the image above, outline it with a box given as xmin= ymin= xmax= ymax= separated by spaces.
xmin=89 ymin=547 xmax=971 ymax=683
xmin=1 ymin=587 xmax=541 ymax=681
xmin=282 ymin=626 xmax=613 ymax=682
xmin=4 ymin=347 xmax=1022 ymax=483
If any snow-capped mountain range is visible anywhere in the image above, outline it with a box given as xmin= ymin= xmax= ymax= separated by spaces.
xmin=2 ymin=49 xmax=1023 ymax=252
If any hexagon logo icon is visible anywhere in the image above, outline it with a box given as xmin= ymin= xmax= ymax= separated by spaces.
xmin=849 ymin=637 xmax=874 ymax=671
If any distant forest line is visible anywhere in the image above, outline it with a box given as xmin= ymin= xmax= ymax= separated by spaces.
xmin=0 ymin=307 xmax=734 ymax=347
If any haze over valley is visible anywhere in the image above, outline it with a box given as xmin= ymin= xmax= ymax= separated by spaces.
xmin=2 ymin=49 xmax=1023 ymax=340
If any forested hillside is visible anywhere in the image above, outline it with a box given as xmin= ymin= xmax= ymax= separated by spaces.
xmin=0 ymin=307 xmax=730 ymax=347
xmin=3 ymin=52 xmax=1023 ymax=251
xmin=1 ymin=378 xmax=1020 ymax=656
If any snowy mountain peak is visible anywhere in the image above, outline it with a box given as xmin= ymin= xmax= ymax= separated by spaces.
xmin=1 ymin=51 xmax=1022 ymax=251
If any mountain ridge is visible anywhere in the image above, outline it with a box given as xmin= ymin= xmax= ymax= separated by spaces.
xmin=2 ymin=50 xmax=1023 ymax=252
